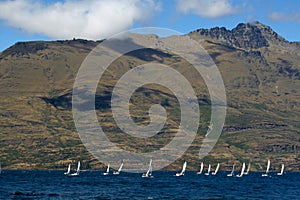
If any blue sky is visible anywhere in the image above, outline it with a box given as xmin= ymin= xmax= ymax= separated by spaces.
xmin=0 ymin=0 xmax=300 ymax=51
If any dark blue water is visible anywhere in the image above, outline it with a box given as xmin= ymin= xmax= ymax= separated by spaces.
xmin=0 ymin=170 xmax=299 ymax=199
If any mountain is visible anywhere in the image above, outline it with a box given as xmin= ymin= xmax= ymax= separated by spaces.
xmin=0 ymin=22 xmax=299 ymax=171
xmin=192 ymin=21 xmax=289 ymax=49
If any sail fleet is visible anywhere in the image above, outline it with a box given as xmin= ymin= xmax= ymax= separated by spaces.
xmin=61 ymin=159 xmax=284 ymax=178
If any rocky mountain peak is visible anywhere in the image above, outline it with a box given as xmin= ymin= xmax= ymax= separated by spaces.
xmin=194 ymin=21 xmax=288 ymax=50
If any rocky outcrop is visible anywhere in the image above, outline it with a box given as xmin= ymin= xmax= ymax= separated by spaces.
xmin=194 ymin=21 xmax=288 ymax=50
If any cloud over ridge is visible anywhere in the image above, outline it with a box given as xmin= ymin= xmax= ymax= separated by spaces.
xmin=0 ymin=0 xmax=160 ymax=40
xmin=268 ymin=12 xmax=300 ymax=23
xmin=176 ymin=0 xmax=236 ymax=18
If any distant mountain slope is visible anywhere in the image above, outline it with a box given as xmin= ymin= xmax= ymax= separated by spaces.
xmin=0 ymin=22 xmax=299 ymax=171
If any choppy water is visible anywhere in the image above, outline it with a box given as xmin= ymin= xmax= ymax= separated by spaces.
xmin=0 ymin=170 xmax=299 ymax=199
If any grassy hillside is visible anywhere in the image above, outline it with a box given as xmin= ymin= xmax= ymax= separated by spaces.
xmin=0 ymin=23 xmax=299 ymax=171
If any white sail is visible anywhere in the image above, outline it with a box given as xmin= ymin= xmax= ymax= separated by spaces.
xmin=262 ymin=160 xmax=270 ymax=177
xmin=118 ymin=163 xmax=124 ymax=172
xmin=237 ymin=163 xmax=245 ymax=177
xmin=76 ymin=161 xmax=81 ymax=174
xmin=69 ymin=161 xmax=81 ymax=176
xmin=146 ymin=165 xmax=152 ymax=177
xmin=205 ymin=164 xmax=211 ymax=175
xmin=212 ymin=163 xmax=220 ymax=175
xmin=280 ymin=164 xmax=284 ymax=174
xmin=103 ymin=164 xmax=110 ymax=175
xmin=266 ymin=160 xmax=270 ymax=173
xmin=244 ymin=163 xmax=251 ymax=175
xmin=113 ymin=163 xmax=124 ymax=175
xmin=181 ymin=161 xmax=187 ymax=174
xmin=142 ymin=159 xmax=153 ymax=178
xmin=266 ymin=160 xmax=270 ymax=174
xmin=197 ymin=162 xmax=204 ymax=175
xmin=64 ymin=164 xmax=71 ymax=175
xmin=227 ymin=164 xmax=235 ymax=177
xmin=277 ymin=164 xmax=284 ymax=176
xmin=146 ymin=159 xmax=152 ymax=176
xmin=175 ymin=161 xmax=187 ymax=176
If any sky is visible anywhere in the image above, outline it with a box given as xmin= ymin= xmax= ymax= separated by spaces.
xmin=0 ymin=0 xmax=300 ymax=51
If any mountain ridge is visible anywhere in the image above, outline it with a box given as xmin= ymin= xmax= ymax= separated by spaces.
xmin=1 ymin=21 xmax=300 ymax=56
xmin=191 ymin=21 xmax=300 ymax=50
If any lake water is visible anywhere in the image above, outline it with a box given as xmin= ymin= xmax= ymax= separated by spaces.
xmin=0 ymin=170 xmax=299 ymax=199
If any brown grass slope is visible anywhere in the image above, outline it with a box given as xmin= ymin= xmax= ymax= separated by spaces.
xmin=0 ymin=22 xmax=299 ymax=171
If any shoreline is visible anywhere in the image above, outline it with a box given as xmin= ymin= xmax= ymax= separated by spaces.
xmin=1 ymin=169 xmax=300 ymax=173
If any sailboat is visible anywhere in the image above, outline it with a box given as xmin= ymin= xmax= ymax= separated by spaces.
xmin=244 ymin=163 xmax=251 ymax=175
xmin=175 ymin=161 xmax=187 ymax=177
xmin=262 ymin=160 xmax=270 ymax=177
xmin=103 ymin=164 xmax=110 ymax=176
xmin=205 ymin=164 xmax=211 ymax=176
xmin=197 ymin=162 xmax=204 ymax=175
xmin=113 ymin=163 xmax=124 ymax=175
xmin=236 ymin=163 xmax=245 ymax=177
xmin=68 ymin=161 xmax=81 ymax=176
xmin=227 ymin=164 xmax=235 ymax=177
xmin=277 ymin=164 xmax=284 ymax=176
xmin=142 ymin=159 xmax=153 ymax=178
xmin=212 ymin=163 xmax=220 ymax=175
xmin=64 ymin=164 xmax=71 ymax=175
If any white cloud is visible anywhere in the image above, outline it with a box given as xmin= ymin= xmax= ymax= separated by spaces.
xmin=176 ymin=0 xmax=236 ymax=18
xmin=0 ymin=0 xmax=161 ymax=40
xmin=268 ymin=12 xmax=300 ymax=23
